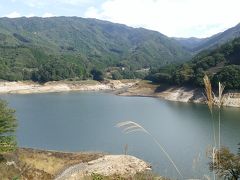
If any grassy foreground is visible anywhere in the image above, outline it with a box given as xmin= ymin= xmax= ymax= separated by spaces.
xmin=0 ymin=148 xmax=103 ymax=179
xmin=0 ymin=148 xmax=167 ymax=180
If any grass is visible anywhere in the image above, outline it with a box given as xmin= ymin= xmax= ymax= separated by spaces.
xmin=83 ymin=171 xmax=169 ymax=180
xmin=203 ymin=74 xmax=225 ymax=180
xmin=0 ymin=150 xmax=53 ymax=180
xmin=0 ymin=148 xmax=103 ymax=179
xmin=1 ymin=148 xmax=162 ymax=179
xmin=116 ymin=121 xmax=183 ymax=179
xmin=120 ymin=80 xmax=160 ymax=96
xmin=115 ymin=75 xmax=226 ymax=179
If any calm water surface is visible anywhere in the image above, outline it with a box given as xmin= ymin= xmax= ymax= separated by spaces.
xmin=1 ymin=92 xmax=240 ymax=179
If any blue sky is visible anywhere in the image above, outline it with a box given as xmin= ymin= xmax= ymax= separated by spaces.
xmin=1 ymin=0 xmax=240 ymax=38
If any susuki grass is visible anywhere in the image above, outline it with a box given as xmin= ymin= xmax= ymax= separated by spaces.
xmin=203 ymin=75 xmax=214 ymax=114
xmin=115 ymin=75 xmax=225 ymax=179
xmin=203 ymin=75 xmax=225 ymax=149
xmin=203 ymin=75 xmax=225 ymax=180
xmin=216 ymin=82 xmax=225 ymax=150
xmin=203 ymin=75 xmax=217 ymax=180
xmin=116 ymin=121 xmax=183 ymax=178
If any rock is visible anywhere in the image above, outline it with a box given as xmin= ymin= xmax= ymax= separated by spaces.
xmin=6 ymin=161 xmax=16 ymax=167
xmin=55 ymin=155 xmax=151 ymax=180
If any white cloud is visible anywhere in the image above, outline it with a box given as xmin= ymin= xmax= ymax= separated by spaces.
xmin=42 ymin=12 xmax=55 ymax=18
xmin=3 ymin=12 xmax=35 ymax=18
xmin=22 ymin=0 xmax=93 ymax=7
xmin=57 ymin=0 xmax=92 ymax=5
xmin=22 ymin=0 xmax=45 ymax=7
xmin=84 ymin=7 xmax=99 ymax=18
xmin=5 ymin=11 xmax=21 ymax=18
xmin=84 ymin=0 xmax=240 ymax=38
xmin=25 ymin=13 xmax=35 ymax=18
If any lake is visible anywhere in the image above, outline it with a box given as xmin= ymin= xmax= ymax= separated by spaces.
xmin=1 ymin=92 xmax=240 ymax=179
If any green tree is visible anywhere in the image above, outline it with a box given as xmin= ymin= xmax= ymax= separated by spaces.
xmin=121 ymin=69 xmax=135 ymax=79
xmin=209 ymin=147 xmax=240 ymax=180
xmin=111 ymin=71 xmax=122 ymax=80
xmin=91 ymin=69 xmax=104 ymax=81
xmin=173 ymin=64 xmax=193 ymax=85
xmin=0 ymin=100 xmax=17 ymax=153
xmin=32 ymin=60 xmax=84 ymax=83
xmin=213 ymin=65 xmax=240 ymax=89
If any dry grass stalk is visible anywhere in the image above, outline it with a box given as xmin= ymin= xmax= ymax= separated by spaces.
xmin=203 ymin=174 xmax=211 ymax=180
xmin=217 ymin=82 xmax=225 ymax=147
xmin=203 ymin=75 xmax=225 ymax=180
xmin=217 ymin=82 xmax=225 ymax=108
xmin=116 ymin=121 xmax=183 ymax=179
xmin=124 ymin=144 xmax=128 ymax=155
xmin=203 ymin=75 xmax=216 ymax=180
xmin=203 ymin=75 xmax=214 ymax=114
xmin=217 ymin=82 xmax=225 ymax=174
xmin=203 ymin=75 xmax=217 ymax=147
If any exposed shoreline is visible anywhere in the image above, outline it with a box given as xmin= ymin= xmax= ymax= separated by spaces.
xmin=0 ymin=80 xmax=240 ymax=108
xmin=117 ymin=81 xmax=240 ymax=108
xmin=0 ymin=80 xmax=138 ymax=94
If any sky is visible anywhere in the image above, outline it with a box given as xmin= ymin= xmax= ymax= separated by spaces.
xmin=0 ymin=0 xmax=240 ymax=38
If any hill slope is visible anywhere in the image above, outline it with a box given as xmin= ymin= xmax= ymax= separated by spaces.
xmin=175 ymin=23 xmax=240 ymax=53
xmin=148 ymin=37 xmax=240 ymax=89
xmin=0 ymin=17 xmax=190 ymax=82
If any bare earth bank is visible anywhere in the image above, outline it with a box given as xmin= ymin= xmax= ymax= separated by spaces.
xmin=0 ymin=80 xmax=239 ymax=107
xmin=118 ymin=81 xmax=240 ymax=108
xmin=0 ymin=80 xmax=138 ymax=94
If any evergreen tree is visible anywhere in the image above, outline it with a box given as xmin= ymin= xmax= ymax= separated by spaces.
xmin=0 ymin=100 xmax=17 ymax=153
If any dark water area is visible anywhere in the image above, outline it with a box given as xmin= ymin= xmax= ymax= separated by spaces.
xmin=1 ymin=92 xmax=240 ymax=179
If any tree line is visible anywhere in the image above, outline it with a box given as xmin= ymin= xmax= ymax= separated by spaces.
xmin=147 ymin=37 xmax=240 ymax=90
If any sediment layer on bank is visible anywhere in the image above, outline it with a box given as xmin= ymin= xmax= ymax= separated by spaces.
xmin=118 ymin=81 xmax=240 ymax=108
xmin=0 ymin=80 xmax=239 ymax=108
xmin=0 ymin=80 xmax=137 ymax=94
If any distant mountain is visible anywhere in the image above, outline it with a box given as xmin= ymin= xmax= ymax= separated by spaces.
xmin=0 ymin=17 xmax=191 ymax=82
xmin=173 ymin=37 xmax=206 ymax=51
xmin=174 ymin=23 xmax=240 ymax=53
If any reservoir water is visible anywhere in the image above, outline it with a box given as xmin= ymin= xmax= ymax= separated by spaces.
xmin=1 ymin=92 xmax=240 ymax=179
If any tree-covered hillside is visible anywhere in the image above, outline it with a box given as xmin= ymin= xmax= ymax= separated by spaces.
xmin=148 ymin=37 xmax=240 ymax=89
xmin=0 ymin=17 xmax=191 ymax=82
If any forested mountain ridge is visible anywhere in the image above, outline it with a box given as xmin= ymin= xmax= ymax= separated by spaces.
xmin=0 ymin=16 xmax=191 ymax=82
xmin=175 ymin=23 xmax=240 ymax=53
xmin=148 ymin=37 xmax=240 ymax=89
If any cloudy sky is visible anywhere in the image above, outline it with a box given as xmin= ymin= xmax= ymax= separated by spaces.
xmin=1 ymin=0 xmax=240 ymax=38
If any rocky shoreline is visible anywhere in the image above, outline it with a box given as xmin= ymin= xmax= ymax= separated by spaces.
xmin=118 ymin=81 xmax=240 ymax=108
xmin=0 ymin=80 xmax=137 ymax=94
xmin=0 ymin=80 xmax=240 ymax=108
xmin=55 ymin=155 xmax=151 ymax=180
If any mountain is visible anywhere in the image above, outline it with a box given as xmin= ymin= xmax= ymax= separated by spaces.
xmin=174 ymin=23 xmax=240 ymax=53
xmin=0 ymin=16 xmax=191 ymax=82
xmin=148 ymin=37 xmax=240 ymax=89
xmin=173 ymin=37 xmax=206 ymax=51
